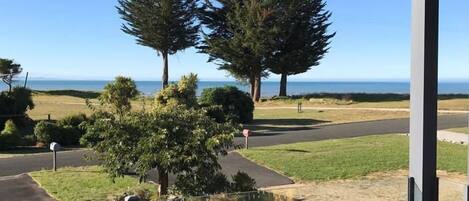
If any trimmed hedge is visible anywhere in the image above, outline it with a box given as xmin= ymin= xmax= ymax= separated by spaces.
xmin=199 ymin=86 xmax=254 ymax=124
xmin=34 ymin=114 xmax=88 ymax=146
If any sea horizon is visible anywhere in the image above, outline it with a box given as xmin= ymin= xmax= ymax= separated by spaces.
xmin=4 ymin=79 xmax=469 ymax=97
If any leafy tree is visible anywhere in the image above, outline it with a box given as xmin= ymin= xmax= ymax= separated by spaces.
xmin=154 ymin=73 xmax=198 ymax=108
xmin=268 ymin=0 xmax=335 ymax=96
xmin=0 ymin=59 xmax=22 ymax=93
xmin=0 ymin=87 xmax=34 ymax=128
xmin=99 ymin=76 xmax=139 ymax=117
xmin=82 ymin=74 xmax=239 ymax=196
xmin=199 ymin=0 xmax=278 ymax=102
xmin=8 ymin=87 xmax=35 ymax=113
xmin=117 ymin=0 xmax=199 ymax=89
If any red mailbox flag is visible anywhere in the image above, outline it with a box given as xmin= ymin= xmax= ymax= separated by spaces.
xmin=243 ymin=129 xmax=251 ymax=137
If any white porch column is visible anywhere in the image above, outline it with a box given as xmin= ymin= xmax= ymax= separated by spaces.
xmin=409 ymin=0 xmax=439 ymax=200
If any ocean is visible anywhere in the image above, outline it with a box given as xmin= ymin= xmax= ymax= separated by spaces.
xmin=3 ymin=80 xmax=469 ymax=97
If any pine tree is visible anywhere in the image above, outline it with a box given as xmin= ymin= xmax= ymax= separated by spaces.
xmin=199 ymin=0 xmax=277 ymax=102
xmin=0 ymin=59 xmax=22 ymax=93
xmin=268 ymin=0 xmax=335 ymax=96
xmin=117 ymin=0 xmax=199 ymax=89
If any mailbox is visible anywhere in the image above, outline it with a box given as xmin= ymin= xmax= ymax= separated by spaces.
xmin=243 ymin=129 xmax=251 ymax=149
xmin=49 ymin=142 xmax=62 ymax=151
xmin=243 ymin=129 xmax=251 ymax=137
xmin=50 ymin=142 xmax=61 ymax=171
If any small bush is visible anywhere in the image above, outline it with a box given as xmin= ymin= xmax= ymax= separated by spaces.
xmin=57 ymin=113 xmax=87 ymax=128
xmin=202 ymin=105 xmax=226 ymax=123
xmin=199 ymin=86 xmax=254 ymax=123
xmin=2 ymin=119 xmax=19 ymax=135
xmin=0 ymin=120 xmax=21 ymax=149
xmin=154 ymin=73 xmax=198 ymax=108
xmin=58 ymin=113 xmax=88 ymax=145
xmin=34 ymin=121 xmax=61 ymax=146
xmin=60 ymin=126 xmax=82 ymax=146
xmin=21 ymin=134 xmax=37 ymax=146
xmin=33 ymin=113 xmax=89 ymax=146
xmin=231 ymin=171 xmax=256 ymax=192
xmin=174 ymin=170 xmax=256 ymax=196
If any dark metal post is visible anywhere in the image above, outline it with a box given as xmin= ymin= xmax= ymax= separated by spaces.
xmin=466 ymin=114 xmax=469 ymax=200
xmin=23 ymin=72 xmax=28 ymax=88
xmin=408 ymin=177 xmax=415 ymax=201
xmin=53 ymin=150 xmax=57 ymax=171
xmin=409 ymin=0 xmax=439 ymax=200
xmin=245 ymin=136 xmax=249 ymax=149
xmin=48 ymin=114 xmax=51 ymax=121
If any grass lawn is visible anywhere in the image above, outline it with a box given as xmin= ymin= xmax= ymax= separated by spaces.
xmin=447 ymin=127 xmax=469 ymax=134
xmin=28 ymin=94 xmax=146 ymax=121
xmin=27 ymin=93 xmax=465 ymax=129
xmin=239 ymin=134 xmax=467 ymax=182
xmin=257 ymin=98 xmax=469 ymax=111
xmin=253 ymin=109 xmax=409 ymax=126
xmin=30 ymin=166 xmax=157 ymax=201
xmin=28 ymin=95 xmax=94 ymax=120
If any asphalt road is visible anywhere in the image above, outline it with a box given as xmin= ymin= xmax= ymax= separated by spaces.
xmin=0 ymin=114 xmax=467 ymax=187
xmin=236 ymin=114 xmax=468 ymax=147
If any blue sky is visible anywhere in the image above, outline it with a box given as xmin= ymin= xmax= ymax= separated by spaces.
xmin=0 ymin=0 xmax=467 ymax=81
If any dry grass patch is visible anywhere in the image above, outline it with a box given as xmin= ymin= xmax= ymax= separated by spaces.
xmin=253 ymin=109 xmax=409 ymax=126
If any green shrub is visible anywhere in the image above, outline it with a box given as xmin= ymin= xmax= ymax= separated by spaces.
xmin=2 ymin=119 xmax=19 ymax=135
xmin=0 ymin=87 xmax=34 ymax=128
xmin=21 ymin=135 xmax=37 ymax=146
xmin=57 ymin=113 xmax=87 ymax=128
xmin=35 ymin=114 xmax=87 ymax=147
xmin=202 ymin=105 xmax=227 ymax=123
xmin=0 ymin=120 xmax=21 ymax=149
xmin=199 ymin=86 xmax=254 ymax=123
xmin=99 ymin=76 xmax=139 ymax=115
xmin=34 ymin=121 xmax=61 ymax=145
xmin=231 ymin=171 xmax=256 ymax=192
xmin=154 ymin=73 xmax=198 ymax=108
xmin=52 ymin=114 xmax=88 ymax=146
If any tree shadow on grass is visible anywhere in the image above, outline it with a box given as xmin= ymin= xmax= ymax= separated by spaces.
xmin=34 ymin=90 xmax=101 ymax=99
xmin=248 ymin=148 xmax=311 ymax=153
xmin=243 ymin=118 xmax=329 ymax=133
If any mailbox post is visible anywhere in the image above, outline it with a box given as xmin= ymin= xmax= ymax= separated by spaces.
xmin=49 ymin=142 xmax=61 ymax=171
xmin=243 ymin=129 xmax=251 ymax=149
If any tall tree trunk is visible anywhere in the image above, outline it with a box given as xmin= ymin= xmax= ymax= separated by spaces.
xmin=253 ymin=74 xmax=261 ymax=102
xmin=162 ymin=52 xmax=169 ymax=89
xmin=249 ymin=75 xmax=255 ymax=98
xmin=158 ymin=169 xmax=169 ymax=195
xmin=279 ymin=73 xmax=287 ymax=97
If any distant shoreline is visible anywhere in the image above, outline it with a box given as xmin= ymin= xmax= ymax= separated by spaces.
xmin=33 ymin=89 xmax=469 ymax=100
xmin=4 ymin=80 xmax=469 ymax=97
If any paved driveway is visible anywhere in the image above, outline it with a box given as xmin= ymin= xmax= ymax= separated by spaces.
xmin=0 ymin=174 xmax=55 ymax=201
